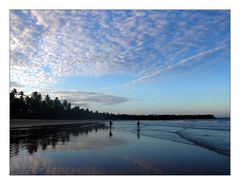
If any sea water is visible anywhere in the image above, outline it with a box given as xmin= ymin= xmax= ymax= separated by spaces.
xmin=10 ymin=119 xmax=230 ymax=175
xmin=114 ymin=119 xmax=230 ymax=156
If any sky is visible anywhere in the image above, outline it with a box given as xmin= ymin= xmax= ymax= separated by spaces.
xmin=10 ymin=10 xmax=230 ymax=117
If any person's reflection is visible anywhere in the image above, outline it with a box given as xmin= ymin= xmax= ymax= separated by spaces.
xmin=109 ymin=128 xmax=113 ymax=138
xmin=137 ymin=128 xmax=140 ymax=140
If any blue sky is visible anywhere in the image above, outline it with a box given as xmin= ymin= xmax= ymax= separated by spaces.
xmin=10 ymin=10 xmax=230 ymax=117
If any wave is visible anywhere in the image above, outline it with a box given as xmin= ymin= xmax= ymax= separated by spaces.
xmin=113 ymin=120 xmax=230 ymax=156
xmin=176 ymin=128 xmax=230 ymax=156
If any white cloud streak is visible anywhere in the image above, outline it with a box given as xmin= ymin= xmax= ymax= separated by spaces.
xmin=125 ymin=44 xmax=229 ymax=86
xmin=10 ymin=81 xmax=24 ymax=89
xmin=43 ymin=90 xmax=131 ymax=108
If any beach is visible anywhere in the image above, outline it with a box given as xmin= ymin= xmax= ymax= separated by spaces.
xmin=9 ymin=9 xmax=230 ymax=176
xmin=10 ymin=119 xmax=230 ymax=175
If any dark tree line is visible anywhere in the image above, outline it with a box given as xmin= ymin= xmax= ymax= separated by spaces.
xmin=10 ymin=88 xmax=215 ymax=120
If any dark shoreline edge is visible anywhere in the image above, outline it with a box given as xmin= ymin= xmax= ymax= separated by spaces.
xmin=10 ymin=114 xmax=216 ymax=121
xmin=10 ymin=115 xmax=216 ymax=129
xmin=10 ymin=119 xmax=107 ymax=129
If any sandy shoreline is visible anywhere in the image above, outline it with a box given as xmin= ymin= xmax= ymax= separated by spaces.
xmin=10 ymin=119 xmax=107 ymax=129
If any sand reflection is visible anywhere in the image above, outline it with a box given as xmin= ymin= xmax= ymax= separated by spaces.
xmin=10 ymin=124 xmax=126 ymax=157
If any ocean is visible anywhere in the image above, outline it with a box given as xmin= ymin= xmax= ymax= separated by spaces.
xmin=10 ymin=119 xmax=230 ymax=175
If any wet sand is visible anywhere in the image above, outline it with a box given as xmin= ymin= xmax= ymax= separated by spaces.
xmin=10 ymin=120 xmax=230 ymax=175
xmin=10 ymin=129 xmax=230 ymax=175
xmin=10 ymin=119 xmax=106 ymax=129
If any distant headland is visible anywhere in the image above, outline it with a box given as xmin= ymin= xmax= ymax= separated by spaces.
xmin=10 ymin=89 xmax=215 ymax=120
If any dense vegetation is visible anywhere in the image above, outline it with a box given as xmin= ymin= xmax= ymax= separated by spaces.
xmin=10 ymin=89 xmax=215 ymax=120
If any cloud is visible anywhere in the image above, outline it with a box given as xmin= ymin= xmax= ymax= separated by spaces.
xmin=10 ymin=155 xmax=53 ymax=175
xmin=10 ymin=10 xmax=230 ymax=88
xmin=10 ymin=81 xmax=24 ymax=89
xmin=125 ymin=45 xmax=229 ymax=86
xmin=44 ymin=90 xmax=131 ymax=107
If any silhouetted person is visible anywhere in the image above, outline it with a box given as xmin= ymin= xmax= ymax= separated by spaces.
xmin=109 ymin=121 xmax=113 ymax=128
xmin=137 ymin=120 xmax=140 ymax=129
